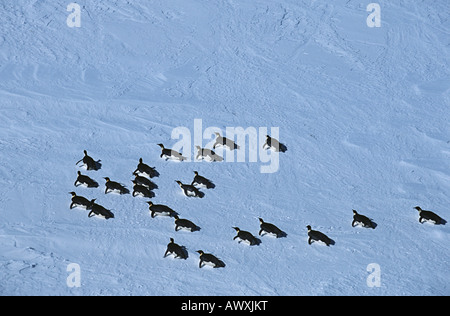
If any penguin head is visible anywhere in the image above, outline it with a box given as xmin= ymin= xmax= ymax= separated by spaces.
xmin=69 ymin=192 xmax=77 ymax=197
xmin=104 ymin=177 xmax=110 ymax=182
xmin=232 ymin=227 xmax=240 ymax=232
xmin=258 ymin=218 xmax=264 ymax=224
xmin=173 ymin=215 xmax=179 ymax=220
xmin=139 ymin=158 xmax=143 ymax=163
xmin=306 ymin=225 xmax=312 ymax=231
xmin=352 ymin=210 xmax=358 ymax=215
xmin=169 ymin=238 xmax=175 ymax=243
xmin=195 ymin=145 xmax=201 ymax=149
xmin=266 ymin=135 xmax=271 ymax=139
xmin=146 ymin=201 xmax=154 ymax=207
xmin=77 ymin=171 xmax=82 ymax=176
xmin=175 ymin=180 xmax=183 ymax=186
xmin=214 ymin=132 xmax=221 ymax=137
xmin=89 ymin=199 xmax=96 ymax=205
xmin=193 ymin=171 xmax=199 ymax=176
xmin=131 ymin=180 xmax=137 ymax=185
xmin=414 ymin=206 xmax=422 ymax=212
xmin=157 ymin=143 xmax=164 ymax=149
xmin=84 ymin=150 xmax=88 ymax=156
xmin=196 ymin=250 xmax=204 ymax=255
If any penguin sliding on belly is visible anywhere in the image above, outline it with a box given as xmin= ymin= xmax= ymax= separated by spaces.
xmin=174 ymin=215 xmax=200 ymax=232
xmin=164 ymin=238 xmax=188 ymax=259
xmin=195 ymin=146 xmax=223 ymax=162
xmin=133 ymin=158 xmax=159 ymax=178
xmin=157 ymin=144 xmax=187 ymax=161
xmin=191 ymin=171 xmax=215 ymax=189
xmin=258 ymin=218 xmax=286 ymax=238
xmin=414 ymin=206 xmax=446 ymax=225
xmin=306 ymin=225 xmax=334 ymax=246
xmin=76 ymin=150 xmax=102 ymax=171
xmin=212 ymin=132 xmax=240 ymax=150
xmin=88 ymin=200 xmax=114 ymax=219
xmin=175 ymin=180 xmax=204 ymax=198
xmin=147 ymin=201 xmax=178 ymax=218
xmin=233 ymin=227 xmax=260 ymax=246
xmin=196 ymin=250 xmax=225 ymax=268
xmin=352 ymin=210 xmax=376 ymax=229
xmin=69 ymin=192 xmax=92 ymax=210
xmin=74 ymin=171 xmax=99 ymax=188
xmin=131 ymin=180 xmax=154 ymax=198
xmin=104 ymin=177 xmax=129 ymax=195
xmin=263 ymin=135 xmax=287 ymax=153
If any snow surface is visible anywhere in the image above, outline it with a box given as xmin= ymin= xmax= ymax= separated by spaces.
xmin=0 ymin=0 xmax=449 ymax=296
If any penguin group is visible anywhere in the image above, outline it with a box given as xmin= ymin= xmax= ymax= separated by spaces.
xmin=69 ymin=132 xmax=446 ymax=270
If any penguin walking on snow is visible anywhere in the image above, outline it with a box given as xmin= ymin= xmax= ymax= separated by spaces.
xmin=104 ymin=177 xmax=129 ymax=195
xmin=147 ymin=201 xmax=178 ymax=218
xmin=157 ymin=144 xmax=187 ymax=161
xmin=258 ymin=218 xmax=286 ymax=238
xmin=212 ymin=132 xmax=240 ymax=150
xmin=175 ymin=180 xmax=204 ymax=198
xmin=133 ymin=158 xmax=159 ymax=178
xmin=76 ymin=150 xmax=101 ymax=171
xmin=306 ymin=225 xmax=334 ymax=246
xmin=352 ymin=210 xmax=376 ymax=229
xmin=69 ymin=192 xmax=92 ymax=210
xmin=195 ymin=145 xmax=223 ymax=162
xmin=74 ymin=171 xmax=99 ymax=188
xmin=233 ymin=227 xmax=260 ymax=245
xmin=174 ymin=215 xmax=200 ymax=232
xmin=196 ymin=250 xmax=225 ymax=268
xmin=191 ymin=171 xmax=215 ymax=189
xmin=414 ymin=206 xmax=446 ymax=225
xmin=164 ymin=238 xmax=188 ymax=259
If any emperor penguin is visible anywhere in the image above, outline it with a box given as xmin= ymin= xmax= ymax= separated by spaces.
xmin=175 ymin=180 xmax=204 ymax=198
xmin=196 ymin=250 xmax=225 ymax=268
xmin=191 ymin=171 xmax=215 ymax=189
xmin=74 ymin=171 xmax=99 ymax=188
xmin=104 ymin=177 xmax=129 ymax=195
xmin=88 ymin=201 xmax=114 ymax=219
xmin=69 ymin=192 xmax=92 ymax=210
xmin=195 ymin=145 xmax=223 ymax=162
xmin=352 ymin=210 xmax=376 ymax=229
xmin=414 ymin=206 xmax=446 ymax=225
xmin=306 ymin=225 xmax=334 ymax=246
xmin=133 ymin=158 xmax=159 ymax=178
xmin=76 ymin=150 xmax=101 ymax=170
xmin=258 ymin=218 xmax=286 ymax=238
xmin=233 ymin=227 xmax=260 ymax=245
xmin=147 ymin=201 xmax=178 ymax=218
xmin=174 ymin=215 xmax=200 ymax=232
xmin=263 ymin=135 xmax=287 ymax=153
xmin=157 ymin=144 xmax=187 ymax=161
xmin=212 ymin=132 xmax=240 ymax=150
xmin=164 ymin=238 xmax=188 ymax=259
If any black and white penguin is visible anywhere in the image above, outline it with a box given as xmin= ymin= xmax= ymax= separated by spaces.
xmin=232 ymin=227 xmax=260 ymax=245
xmin=104 ymin=177 xmax=129 ymax=195
xmin=88 ymin=201 xmax=114 ymax=219
xmin=263 ymin=135 xmax=287 ymax=153
xmin=258 ymin=218 xmax=286 ymax=238
xmin=69 ymin=192 xmax=92 ymax=210
xmin=414 ymin=206 xmax=446 ymax=225
xmin=195 ymin=145 xmax=223 ymax=162
xmin=306 ymin=225 xmax=334 ymax=246
xmin=196 ymin=250 xmax=225 ymax=268
xmin=175 ymin=180 xmax=204 ymax=198
xmin=133 ymin=174 xmax=157 ymax=190
xmin=76 ymin=150 xmax=101 ymax=171
xmin=74 ymin=171 xmax=99 ymax=188
xmin=212 ymin=132 xmax=240 ymax=150
xmin=147 ymin=201 xmax=178 ymax=218
xmin=352 ymin=210 xmax=376 ymax=229
xmin=133 ymin=158 xmax=159 ymax=178
xmin=157 ymin=144 xmax=187 ymax=161
xmin=131 ymin=180 xmax=154 ymax=198
xmin=164 ymin=238 xmax=188 ymax=259
xmin=174 ymin=215 xmax=200 ymax=232
xmin=191 ymin=171 xmax=215 ymax=189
